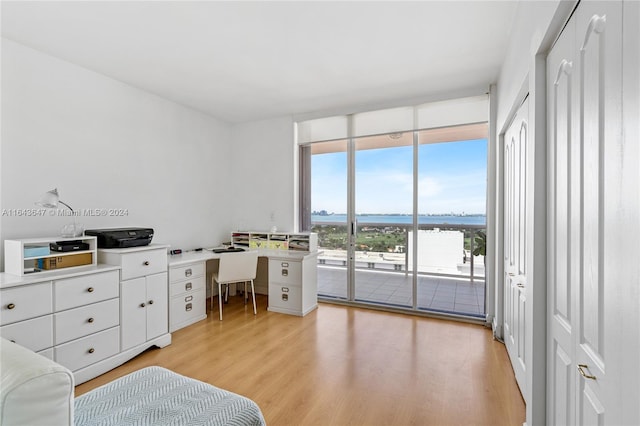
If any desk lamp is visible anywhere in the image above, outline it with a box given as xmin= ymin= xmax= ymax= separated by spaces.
xmin=36 ymin=188 xmax=84 ymax=237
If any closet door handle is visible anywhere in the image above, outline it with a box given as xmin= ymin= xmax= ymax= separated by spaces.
xmin=581 ymin=15 xmax=606 ymax=51
xmin=578 ymin=364 xmax=596 ymax=380
xmin=7 ymin=303 xmax=15 ymax=310
xmin=553 ymin=59 xmax=573 ymax=85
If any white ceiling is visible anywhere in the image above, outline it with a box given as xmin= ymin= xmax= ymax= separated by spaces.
xmin=1 ymin=1 xmax=518 ymax=123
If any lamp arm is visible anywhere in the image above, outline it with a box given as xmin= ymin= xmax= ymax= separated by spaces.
xmin=58 ymin=200 xmax=74 ymax=213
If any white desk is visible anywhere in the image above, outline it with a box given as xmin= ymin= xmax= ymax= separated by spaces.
xmin=167 ymin=249 xmax=318 ymax=331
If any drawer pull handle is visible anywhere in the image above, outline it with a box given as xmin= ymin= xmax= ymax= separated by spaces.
xmin=185 ymin=295 xmax=193 ymax=302
xmin=7 ymin=303 xmax=15 ymax=310
xmin=185 ymin=269 xmax=192 ymax=277
xmin=87 ymin=287 xmax=94 ymax=293
xmin=185 ymin=303 xmax=192 ymax=311
xmin=148 ymin=300 xmax=154 ymax=305
xmin=281 ymin=287 xmax=289 ymax=293
xmin=517 ymin=283 xmax=525 ymax=289
xmin=281 ymin=262 xmax=289 ymax=267
xmin=281 ymin=269 xmax=289 ymax=277
xmin=143 ymin=261 xmax=150 ymax=266
xmin=578 ymin=364 xmax=597 ymax=380
xmin=185 ymin=283 xmax=192 ymax=291
xmin=88 ymin=317 xmax=94 ymax=323
xmin=88 ymin=348 xmax=95 ymax=354
xmin=140 ymin=302 xmax=146 ymax=308
xmin=10 ymin=339 xmax=15 ymax=343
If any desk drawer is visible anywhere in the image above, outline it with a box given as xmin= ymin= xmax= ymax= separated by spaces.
xmin=169 ymin=263 xmax=205 ymax=283
xmin=170 ymin=288 xmax=205 ymax=329
xmin=268 ymin=283 xmax=302 ymax=311
xmin=120 ymin=249 xmax=167 ymax=280
xmin=268 ymin=259 xmax=302 ymax=287
xmin=54 ymin=298 xmax=119 ymax=345
xmin=54 ymin=270 xmax=119 ymax=311
xmin=0 ymin=282 xmax=52 ymax=326
xmin=170 ymin=275 xmax=205 ymax=297
xmin=0 ymin=315 xmax=53 ymax=352
xmin=55 ymin=326 xmax=119 ymax=372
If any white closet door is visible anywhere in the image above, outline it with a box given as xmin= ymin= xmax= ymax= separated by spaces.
xmin=547 ymin=1 xmax=629 ymax=424
xmin=503 ymin=96 xmax=528 ymax=395
xmin=547 ymin=14 xmax=577 ymax=425
xmin=574 ymin=2 xmax=622 ymax=424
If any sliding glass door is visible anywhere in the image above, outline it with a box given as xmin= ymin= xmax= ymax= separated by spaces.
xmin=415 ymin=130 xmax=487 ymax=316
xmin=307 ymin=127 xmax=487 ymax=317
xmin=301 ymin=96 xmax=488 ymax=318
xmin=354 ymin=133 xmax=414 ymax=307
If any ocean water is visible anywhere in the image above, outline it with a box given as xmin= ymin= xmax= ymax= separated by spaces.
xmin=311 ymin=214 xmax=486 ymax=226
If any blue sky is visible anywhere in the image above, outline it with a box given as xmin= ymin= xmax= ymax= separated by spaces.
xmin=311 ymin=139 xmax=487 ymax=215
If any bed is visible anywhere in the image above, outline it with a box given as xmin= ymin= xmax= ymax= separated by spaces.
xmin=74 ymin=366 xmax=266 ymax=426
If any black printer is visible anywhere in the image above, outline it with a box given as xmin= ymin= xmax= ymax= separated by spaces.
xmin=85 ymin=228 xmax=154 ymax=248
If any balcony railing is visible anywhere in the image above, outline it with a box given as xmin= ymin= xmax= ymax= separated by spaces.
xmin=312 ymin=222 xmax=486 ymax=280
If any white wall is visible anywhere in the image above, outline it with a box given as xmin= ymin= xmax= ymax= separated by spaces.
xmin=495 ymin=0 xmax=567 ymax=131
xmin=229 ymin=116 xmax=296 ymax=233
xmin=0 ymin=38 xmax=233 ymax=268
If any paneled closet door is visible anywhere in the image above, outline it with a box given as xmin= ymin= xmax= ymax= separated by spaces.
xmin=547 ymin=14 xmax=577 ymax=426
xmin=574 ymin=2 xmax=621 ymax=423
xmin=547 ymin=1 xmax=624 ymax=424
xmin=503 ymin=96 xmax=528 ymax=395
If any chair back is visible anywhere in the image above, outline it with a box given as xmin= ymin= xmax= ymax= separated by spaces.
xmin=217 ymin=250 xmax=259 ymax=284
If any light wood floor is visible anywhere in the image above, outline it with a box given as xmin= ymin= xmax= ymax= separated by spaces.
xmin=76 ymin=295 xmax=525 ymax=425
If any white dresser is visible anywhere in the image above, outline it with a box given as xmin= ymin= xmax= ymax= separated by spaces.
xmin=0 ymin=266 xmax=127 ymax=382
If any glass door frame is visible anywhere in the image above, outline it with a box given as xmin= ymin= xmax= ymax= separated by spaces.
xmin=303 ymin=118 xmax=488 ymax=317
xmin=346 ymin=117 xmax=420 ymax=308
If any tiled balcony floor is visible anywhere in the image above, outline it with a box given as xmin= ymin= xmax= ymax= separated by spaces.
xmin=318 ymin=266 xmax=486 ymax=317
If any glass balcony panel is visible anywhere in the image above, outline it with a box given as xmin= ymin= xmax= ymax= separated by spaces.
xmin=311 ymin=139 xmax=348 ymax=300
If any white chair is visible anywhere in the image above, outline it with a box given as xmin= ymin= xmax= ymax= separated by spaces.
xmin=211 ymin=250 xmax=259 ymax=320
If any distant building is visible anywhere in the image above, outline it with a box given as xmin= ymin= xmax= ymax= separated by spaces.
xmin=407 ymin=229 xmax=463 ymax=274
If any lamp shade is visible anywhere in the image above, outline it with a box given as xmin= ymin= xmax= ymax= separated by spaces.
xmin=36 ymin=188 xmax=61 ymax=209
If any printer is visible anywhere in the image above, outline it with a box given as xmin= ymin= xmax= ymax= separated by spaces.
xmin=85 ymin=228 xmax=154 ymax=249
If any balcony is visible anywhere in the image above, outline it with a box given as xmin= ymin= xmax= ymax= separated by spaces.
xmin=313 ymin=222 xmax=486 ymax=318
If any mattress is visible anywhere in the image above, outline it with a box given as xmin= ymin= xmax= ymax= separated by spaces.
xmin=74 ymin=366 xmax=266 ymax=426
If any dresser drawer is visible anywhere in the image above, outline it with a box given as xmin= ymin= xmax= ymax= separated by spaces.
xmin=54 ymin=270 xmax=119 ymax=311
xmin=38 ymin=347 xmax=54 ymax=360
xmin=170 ymin=275 xmax=205 ymax=297
xmin=169 ymin=262 xmax=205 ymax=283
xmin=268 ymin=259 xmax=302 ymax=286
xmin=54 ymin=298 xmax=119 ymax=345
xmin=170 ymin=288 xmax=205 ymax=329
xmin=120 ymin=249 xmax=167 ymax=280
xmin=55 ymin=326 xmax=119 ymax=372
xmin=0 ymin=282 xmax=52 ymax=326
xmin=268 ymin=283 xmax=302 ymax=311
xmin=0 ymin=314 xmax=53 ymax=352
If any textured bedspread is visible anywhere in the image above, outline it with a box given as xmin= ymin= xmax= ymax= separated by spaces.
xmin=75 ymin=366 xmax=266 ymax=426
